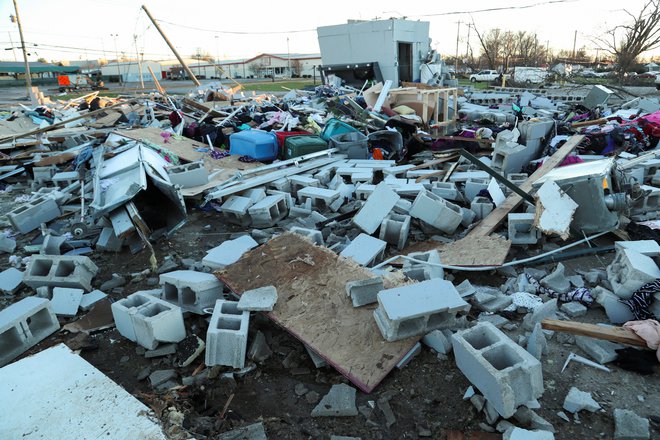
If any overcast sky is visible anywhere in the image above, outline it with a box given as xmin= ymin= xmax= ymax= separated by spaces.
xmin=0 ymin=0 xmax=657 ymax=63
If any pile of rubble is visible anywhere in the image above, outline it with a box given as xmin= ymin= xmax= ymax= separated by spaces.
xmin=0 ymin=80 xmax=659 ymax=439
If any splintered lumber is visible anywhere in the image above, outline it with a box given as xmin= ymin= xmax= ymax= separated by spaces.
xmin=541 ymin=319 xmax=647 ymax=347
xmin=466 ymin=134 xmax=584 ymax=239
xmin=216 ymin=232 xmax=418 ymax=393
xmin=0 ymin=100 xmax=133 ymax=144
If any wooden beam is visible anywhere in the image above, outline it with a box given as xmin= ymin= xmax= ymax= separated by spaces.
xmin=434 ymin=135 xmax=495 ymax=144
xmin=571 ymin=118 xmax=608 ymax=128
xmin=408 ymin=155 xmax=458 ymax=171
xmin=465 ymin=134 xmax=584 ymax=238
xmin=541 ymin=319 xmax=647 ymax=347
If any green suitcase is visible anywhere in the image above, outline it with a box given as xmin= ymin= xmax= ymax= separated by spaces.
xmin=283 ymin=135 xmax=329 ymax=159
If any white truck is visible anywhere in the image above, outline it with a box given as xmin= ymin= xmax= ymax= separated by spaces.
xmin=469 ymin=69 xmax=501 ymax=82
xmin=512 ymin=67 xmax=549 ymax=84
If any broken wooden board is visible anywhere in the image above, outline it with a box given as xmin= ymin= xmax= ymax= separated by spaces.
xmin=216 ymin=233 xmax=418 ymax=393
xmin=464 ymin=134 xmax=585 ymax=240
xmin=439 ymin=235 xmax=511 ymax=267
xmin=541 ymin=319 xmax=647 ymax=347
xmin=62 ymin=300 xmax=115 ymax=334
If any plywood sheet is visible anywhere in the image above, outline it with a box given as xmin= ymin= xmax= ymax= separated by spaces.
xmin=216 ymin=233 xmax=418 ymax=393
xmin=439 ymin=235 xmax=511 ymax=267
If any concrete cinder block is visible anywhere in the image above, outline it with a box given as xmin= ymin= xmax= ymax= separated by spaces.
xmin=464 ymin=178 xmax=490 ymax=201
xmin=160 ymin=270 xmax=224 ymax=314
xmin=0 ymin=297 xmax=60 ymax=367
xmin=353 ymin=182 xmax=400 ymax=234
xmin=50 ymin=287 xmax=84 ymax=317
xmin=345 ymin=277 xmax=384 ymax=307
xmin=410 ymin=190 xmax=463 ymax=235
xmin=289 ymin=226 xmax=324 ymax=245
xmin=237 ymin=286 xmax=278 ymax=311
xmin=431 ymin=181 xmax=464 ymax=202
xmin=23 ymin=255 xmax=98 ymax=291
xmin=374 ymin=279 xmax=470 ymax=342
xmin=614 ymin=240 xmax=660 ymax=257
xmin=96 ymin=227 xmax=123 ymax=252
xmin=606 ymin=248 xmax=660 ymax=299
xmin=248 ymin=194 xmax=288 ymax=228
xmin=202 ymin=235 xmax=258 ymax=269
xmin=403 ymin=250 xmax=444 ymax=281
xmin=220 ymin=196 xmax=254 ymax=227
xmin=504 ymin=428 xmax=554 ymax=440
xmin=452 ymin=322 xmax=544 ymax=418
xmin=508 ymin=213 xmax=541 ymax=245
xmin=297 ymin=186 xmax=341 ymax=210
xmin=379 ymin=213 xmax=411 ymax=250
xmin=205 ymin=300 xmax=250 ymax=368
xmin=166 ymin=161 xmax=208 ymax=188
xmin=7 ymin=196 xmax=61 ymax=234
xmin=340 ymin=233 xmax=387 ymax=267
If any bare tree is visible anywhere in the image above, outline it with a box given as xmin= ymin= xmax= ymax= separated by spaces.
xmin=472 ymin=25 xmax=501 ymax=69
xmin=595 ymin=0 xmax=660 ymax=81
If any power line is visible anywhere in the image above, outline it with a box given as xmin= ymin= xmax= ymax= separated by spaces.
xmin=408 ymin=0 xmax=581 ymax=17
xmin=156 ymin=19 xmax=316 ymax=35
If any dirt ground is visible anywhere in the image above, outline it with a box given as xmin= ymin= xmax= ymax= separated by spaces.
xmin=2 ymin=199 xmax=658 ymax=440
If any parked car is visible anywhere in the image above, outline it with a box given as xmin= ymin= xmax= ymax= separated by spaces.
xmin=469 ymin=70 xmax=500 ymax=82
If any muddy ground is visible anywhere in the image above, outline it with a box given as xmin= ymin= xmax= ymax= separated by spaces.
xmin=2 ymin=197 xmax=658 ymax=440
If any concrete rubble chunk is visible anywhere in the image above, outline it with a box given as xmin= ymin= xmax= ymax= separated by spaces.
xmin=514 ymin=406 xmax=555 ymax=433
xmin=523 ymin=299 xmax=558 ymax=330
xmin=217 ymin=422 xmax=268 ymax=440
xmin=0 ymin=268 xmax=23 ymax=294
xmin=248 ymin=331 xmax=272 ymax=362
xmin=562 ymin=387 xmax=601 ymax=413
xmin=79 ymin=289 xmax=108 ymax=312
xmin=353 ymin=182 xmax=400 ymax=234
xmin=614 ymin=240 xmax=660 ymax=257
xmin=560 ymin=301 xmax=587 ymax=318
xmin=606 ymin=248 xmax=660 ymax=299
xmin=594 ymin=287 xmax=635 ymax=324
xmin=540 ymin=263 xmax=570 ymax=293
xmin=526 ymin=323 xmax=547 ymax=360
xmin=148 ymin=369 xmax=177 ymax=387
xmin=534 ymin=180 xmax=578 ymax=240
xmin=0 ymin=235 xmax=17 ymax=253
xmin=50 ymin=287 xmax=84 ymax=317
xmin=575 ymin=335 xmax=621 ymax=364
xmin=340 ymin=233 xmax=386 ymax=267
xmin=305 ymin=345 xmax=327 ymax=368
xmin=613 ymin=409 xmax=650 ymax=440
xmin=311 ymin=383 xmax=358 ymax=417
xmin=238 ymin=286 xmax=278 ymax=311
xmin=504 ymin=427 xmax=555 ymax=440
xmin=203 ymin=235 xmax=259 ymax=269
xmin=422 ymin=329 xmax=453 ymax=354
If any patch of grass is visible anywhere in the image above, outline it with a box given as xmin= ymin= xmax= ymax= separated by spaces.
xmin=457 ymin=79 xmax=489 ymax=90
xmin=240 ymin=79 xmax=315 ymax=92
xmin=54 ymin=91 xmax=122 ymax=101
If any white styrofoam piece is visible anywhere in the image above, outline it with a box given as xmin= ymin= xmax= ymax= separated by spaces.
xmin=535 ymin=180 xmax=578 ymax=239
xmin=0 ymin=344 xmax=167 ymax=439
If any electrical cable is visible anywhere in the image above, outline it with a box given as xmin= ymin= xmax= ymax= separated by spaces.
xmin=371 ymin=229 xmax=612 ymax=271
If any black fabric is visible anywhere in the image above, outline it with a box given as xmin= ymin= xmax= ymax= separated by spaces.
xmin=613 ymin=347 xmax=659 ymax=375
xmin=620 ymin=280 xmax=659 ymax=320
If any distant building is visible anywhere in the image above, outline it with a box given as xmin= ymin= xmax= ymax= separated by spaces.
xmin=100 ymin=60 xmax=163 ymax=82
xmin=0 ymin=61 xmax=79 ymax=81
xmin=317 ymin=19 xmax=431 ymax=86
xmin=645 ymin=62 xmax=659 ymax=72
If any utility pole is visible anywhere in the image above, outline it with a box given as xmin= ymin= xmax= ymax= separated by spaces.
xmin=454 ymin=21 xmax=460 ymax=76
xmin=11 ymin=0 xmax=32 ymax=98
xmin=287 ymin=37 xmax=291 ymax=78
xmin=7 ymin=32 xmax=17 ymax=61
xmin=134 ymin=34 xmax=144 ymax=89
xmin=465 ymin=24 xmax=470 ymax=59
xmin=111 ymin=33 xmax=121 ymax=84
xmin=546 ymin=40 xmax=550 ymax=64
xmin=141 ymin=4 xmax=200 ymax=87
xmin=572 ymin=30 xmax=577 ymax=60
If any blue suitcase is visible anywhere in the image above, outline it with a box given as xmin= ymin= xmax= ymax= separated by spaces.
xmin=229 ymin=130 xmax=279 ymax=161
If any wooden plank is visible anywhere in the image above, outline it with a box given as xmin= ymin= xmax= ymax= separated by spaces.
xmin=541 ymin=319 xmax=647 ymax=347
xmin=216 ymin=233 xmax=417 ymax=393
xmin=571 ymin=118 xmax=608 ymax=128
xmin=465 ymin=135 xmax=584 ymax=239
xmin=415 ymin=169 xmax=446 ymax=183
xmin=409 ymin=155 xmax=458 ymax=171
